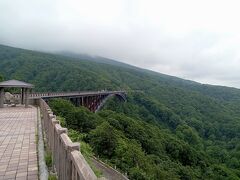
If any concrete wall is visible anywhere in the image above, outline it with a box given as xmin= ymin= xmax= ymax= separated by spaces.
xmin=36 ymin=98 xmax=97 ymax=180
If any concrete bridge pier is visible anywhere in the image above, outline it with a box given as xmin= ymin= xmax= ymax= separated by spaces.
xmin=76 ymin=98 xmax=81 ymax=107
xmin=85 ymin=96 xmax=89 ymax=108
xmin=81 ymin=97 xmax=84 ymax=106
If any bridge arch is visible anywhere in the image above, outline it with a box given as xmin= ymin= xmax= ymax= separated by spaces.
xmin=16 ymin=90 xmax=127 ymax=112
xmin=95 ymin=92 xmax=127 ymax=112
xmin=114 ymin=93 xmax=127 ymax=101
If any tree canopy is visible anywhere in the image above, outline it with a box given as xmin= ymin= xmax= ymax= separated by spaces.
xmin=1 ymin=44 xmax=240 ymax=179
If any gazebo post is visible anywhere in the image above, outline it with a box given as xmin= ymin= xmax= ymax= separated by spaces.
xmin=21 ymin=88 xmax=24 ymax=105
xmin=25 ymin=88 xmax=29 ymax=108
xmin=0 ymin=87 xmax=4 ymax=108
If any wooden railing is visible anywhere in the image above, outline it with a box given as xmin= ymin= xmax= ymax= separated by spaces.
xmin=37 ymin=98 xmax=97 ymax=180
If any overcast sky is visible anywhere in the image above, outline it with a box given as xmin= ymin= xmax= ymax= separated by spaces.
xmin=1 ymin=0 xmax=240 ymax=88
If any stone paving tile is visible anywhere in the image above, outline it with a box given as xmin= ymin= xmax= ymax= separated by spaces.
xmin=0 ymin=106 xmax=38 ymax=180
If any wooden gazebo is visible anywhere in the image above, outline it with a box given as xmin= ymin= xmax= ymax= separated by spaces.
xmin=0 ymin=80 xmax=34 ymax=108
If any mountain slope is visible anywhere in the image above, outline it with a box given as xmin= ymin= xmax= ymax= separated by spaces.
xmin=1 ymin=44 xmax=240 ymax=179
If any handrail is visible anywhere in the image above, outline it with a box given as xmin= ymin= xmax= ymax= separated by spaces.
xmin=14 ymin=90 xmax=126 ymax=99
xmin=37 ymin=98 xmax=97 ymax=180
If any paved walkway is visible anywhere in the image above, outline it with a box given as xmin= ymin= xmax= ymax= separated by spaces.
xmin=0 ymin=106 xmax=38 ymax=180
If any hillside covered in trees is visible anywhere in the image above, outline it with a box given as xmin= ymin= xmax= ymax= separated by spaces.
xmin=1 ymin=44 xmax=240 ymax=179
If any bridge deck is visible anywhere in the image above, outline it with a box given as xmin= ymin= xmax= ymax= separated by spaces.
xmin=0 ymin=106 xmax=38 ymax=180
xmin=13 ymin=90 xmax=126 ymax=99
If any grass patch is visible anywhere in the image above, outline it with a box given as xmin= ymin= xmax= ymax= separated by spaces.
xmin=57 ymin=116 xmax=67 ymax=127
xmin=48 ymin=174 xmax=57 ymax=180
xmin=85 ymin=156 xmax=103 ymax=177
xmin=45 ymin=151 xmax=52 ymax=168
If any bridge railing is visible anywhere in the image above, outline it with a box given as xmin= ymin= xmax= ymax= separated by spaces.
xmin=13 ymin=90 xmax=126 ymax=99
xmin=36 ymin=98 xmax=97 ymax=180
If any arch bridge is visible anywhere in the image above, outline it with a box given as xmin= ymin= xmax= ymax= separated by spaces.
xmin=0 ymin=80 xmax=127 ymax=112
xmin=13 ymin=91 xmax=127 ymax=112
xmin=0 ymin=80 xmax=128 ymax=180
xmin=0 ymin=80 xmax=127 ymax=180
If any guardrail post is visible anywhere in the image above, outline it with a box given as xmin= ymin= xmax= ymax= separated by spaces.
xmin=67 ymin=143 xmax=80 ymax=180
xmin=38 ymin=98 xmax=100 ymax=180
xmin=49 ymin=114 xmax=56 ymax=150
xmin=56 ymin=127 xmax=67 ymax=180
xmin=51 ymin=119 xmax=59 ymax=172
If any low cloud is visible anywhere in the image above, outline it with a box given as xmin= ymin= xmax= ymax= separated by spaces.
xmin=1 ymin=0 xmax=240 ymax=88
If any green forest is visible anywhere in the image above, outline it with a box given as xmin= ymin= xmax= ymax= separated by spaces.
xmin=1 ymin=44 xmax=240 ymax=179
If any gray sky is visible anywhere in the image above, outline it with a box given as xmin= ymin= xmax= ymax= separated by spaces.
xmin=1 ymin=0 xmax=240 ymax=88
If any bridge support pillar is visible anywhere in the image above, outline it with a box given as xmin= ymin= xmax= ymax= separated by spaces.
xmin=76 ymin=98 xmax=80 ymax=107
xmin=70 ymin=98 xmax=75 ymax=106
xmin=81 ymin=97 xmax=84 ymax=106
xmin=89 ymin=96 xmax=92 ymax=110
xmin=0 ymin=87 xmax=4 ymax=108
xmin=86 ymin=96 xmax=89 ymax=109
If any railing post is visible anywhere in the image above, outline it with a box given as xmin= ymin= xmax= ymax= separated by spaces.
xmin=51 ymin=119 xmax=59 ymax=172
xmin=55 ymin=126 xmax=67 ymax=180
xmin=67 ymin=143 xmax=80 ymax=180
xmin=49 ymin=114 xmax=56 ymax=150
xmin=38 ymin=97 xmax=100 ymax=180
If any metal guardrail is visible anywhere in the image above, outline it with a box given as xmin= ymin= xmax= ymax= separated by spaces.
xmin=37 ymin=98 xmax=97 ymax=180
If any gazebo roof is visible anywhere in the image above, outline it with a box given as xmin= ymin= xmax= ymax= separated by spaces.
xmin=0 ymin=80 xmax=34 ymax=88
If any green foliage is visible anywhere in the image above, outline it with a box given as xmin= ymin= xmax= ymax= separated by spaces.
xmin=66 ymin=108 xmax=98 ymax=132
xmin=176 ymin=124 xmax=202 ymax=147
xmin=48 ymin=99 xmax=75 ymax=117
xmin=49 ymin=99 xmax=99 ymax=132
xmin=2 ymin=44 xmax=240 ymax=179
xmin=128 ymin=167 xmax=148 ymax=180
xmin=50 ymin=99 xmax=209 ymax=179
xmin=57 ymin=116 xmax=67 ymax=127
xmin=0 ymin=74 xmax=4 ymax=82
xmin=67 ymin=129 xmax=102 ymax=177
xmin=48 ymin=175 xmax=57 ymax=180
xmin=89 ymin=121 xmax=119 ymax=158
xmin=45 ymin=151 xmax=52 ymax=168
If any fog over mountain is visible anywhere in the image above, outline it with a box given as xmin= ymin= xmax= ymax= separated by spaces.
xmin=1 ymin=0 xmax=240 ymax=87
